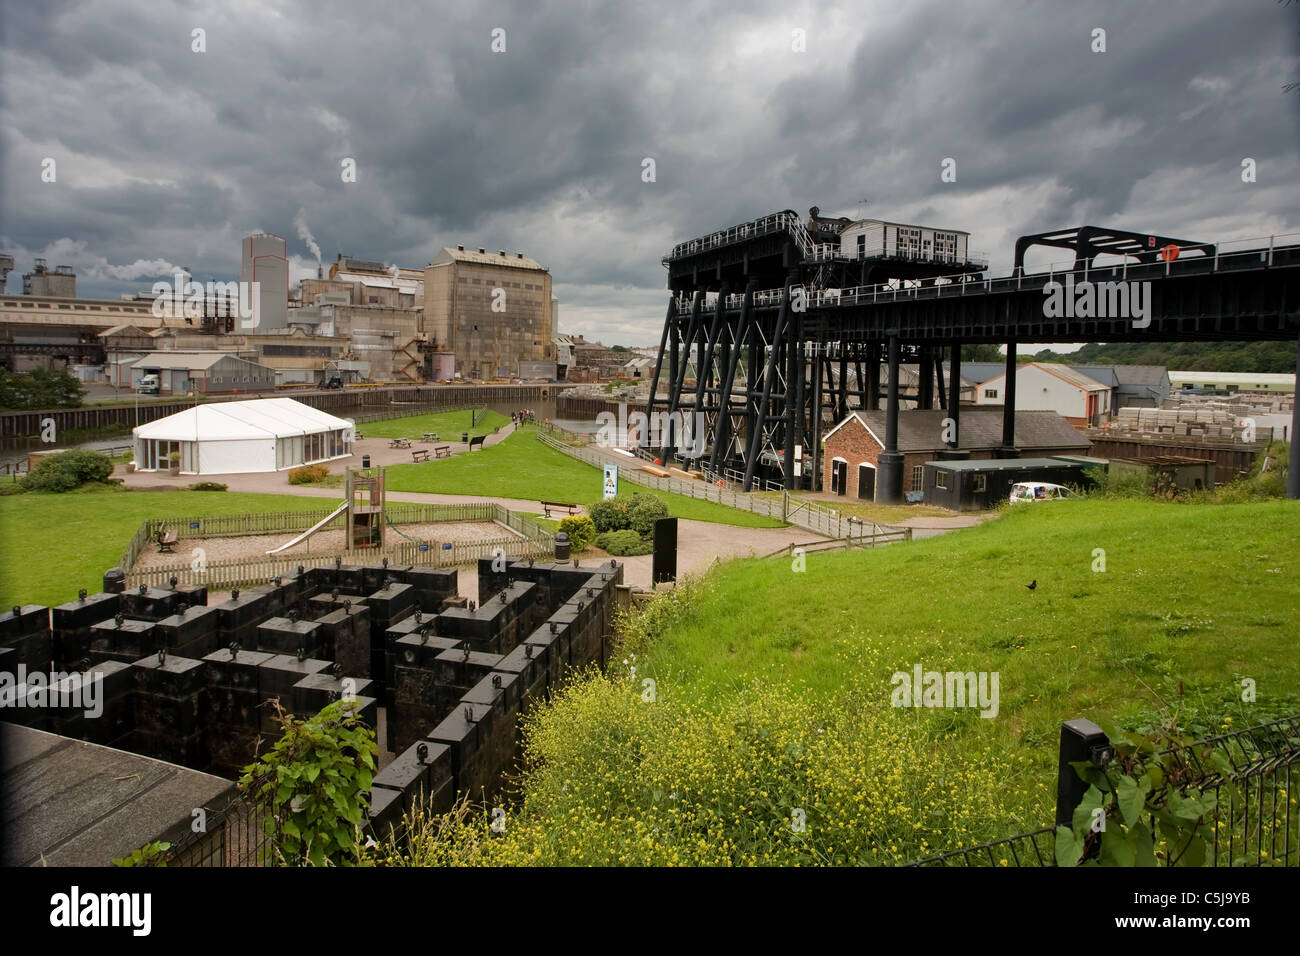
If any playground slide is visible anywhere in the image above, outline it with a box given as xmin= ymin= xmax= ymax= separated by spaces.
xmin=265 ymin=502 xmax=349 ymax=555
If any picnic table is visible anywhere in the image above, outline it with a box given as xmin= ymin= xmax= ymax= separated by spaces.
xmin=388 ymin=438 xmax=412 ymax=449
xmin=421 ymin=432 xmax=440 ymax=442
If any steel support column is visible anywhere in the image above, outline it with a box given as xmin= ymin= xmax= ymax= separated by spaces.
xmin=877 ymin=333 xmax=904 ymax=503
xmin=743 ymin=283 xmax=792 ymax=491
xmin=999 ymin=337 xmax=1019 ymax=458
xmin=939 ymin=340 xmax=969 ymax=461
xmin=866 ymin=342 xmax=880 ymax=411
xmin=709 ymin=283 xmax=753 ymax=476
xmin=660 ymin=292 xmax=703 ymax=462
xmin=644 ymin=298 xmax=676 ymax=425
xmin=810 ymin=344 xmax=824 ymax=491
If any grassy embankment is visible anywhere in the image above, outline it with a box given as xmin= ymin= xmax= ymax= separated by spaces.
xmin=393 ymin=497 xmax=1300 ymax=866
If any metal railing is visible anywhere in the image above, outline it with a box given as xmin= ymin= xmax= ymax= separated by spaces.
xmin=908 ymin=714 xmax=1300 ymax=867
xmin=669 ymin=230 xmax=1300 ymax=314
xmin=168 ymin=793 xmax=274 ymax=867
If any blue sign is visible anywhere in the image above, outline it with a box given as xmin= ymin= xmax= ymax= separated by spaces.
xmin=189 ymin=521 xmax=200 ymax=530
xmin=603 ymin=464 xmax=618 ymax=500
xmin=418 ymin=543 xmax=429 ymax=552
xmin=441 ymin=542 xmax=453 ymax=550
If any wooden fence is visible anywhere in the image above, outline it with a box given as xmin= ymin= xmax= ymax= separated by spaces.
xmin=536 ymin=430 xmax=908 ymax=542
xmin=118 ymin=503 xmax=554 ymax=590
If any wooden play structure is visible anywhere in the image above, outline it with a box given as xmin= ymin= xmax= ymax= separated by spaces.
xmin=264 ymin=465 xmax=387 ymax=555
xmin=346 ymin=466 xmax=386 ymax=550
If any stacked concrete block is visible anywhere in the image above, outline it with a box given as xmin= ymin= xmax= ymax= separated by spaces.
xmin=154 ymin=604 xmax=222 ymax=659
xmin=311 ymin=603 xmax=371 ymax=675
xmin=215 ymin=589 xmax=272 ymax=650
xmin=203 ymin=646 xmax=274 ymax=778
xmin=118 ymin=585 xmax=185 ymax=623
xmin=132 ymin=653 xmax=207 ymax=768
xmin=364 ymin=581 xmax=418 ymax=702
xmin=256 ymin=616 xmax=323 ymax=658
xmin=38 ymin=661 xmax=134 ymax=747
xmin=51 ymin=592 xmax=120 ymax=668
xmin=368 ymin=739 xmax=454 ymax=840
xmin=388 ymin=630 xmax=462 ymax=754
xmin=0 ymin=605 xmax=53 ymax=675
xmin=258 ymin=654 xmax=330 ymax=731
xmin=405 ymin=567 xmax=458 ymax=613
xmin=291 ymin=671 xmax=376 ymax=725
xmin=88 ymin=616 xmax=157 ymax=666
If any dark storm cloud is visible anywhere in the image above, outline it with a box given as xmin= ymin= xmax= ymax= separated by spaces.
xmin=1 ymin=0 xmax=1296 ymax=341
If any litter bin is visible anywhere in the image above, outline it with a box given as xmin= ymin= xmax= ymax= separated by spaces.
xmin=554 ymin=531 xmax=570 ymax=562
xmin=362 ymin=454 xmax=371 ymax=469
xmin=103 ymin=568 xmax=126 ymax=594
xmin=462 ymin=431 xmax=469 ymax=444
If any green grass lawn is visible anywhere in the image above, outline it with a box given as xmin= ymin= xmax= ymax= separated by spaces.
xmin=385 ymin=430 xmax=784 ymax=529
xmin=434 ymin=497 xmax=1300 ymax=865
xmin=0 ymin=491 xmax=337 ymax=607
xmin=359 ymin=408 xmax=510 ymax=440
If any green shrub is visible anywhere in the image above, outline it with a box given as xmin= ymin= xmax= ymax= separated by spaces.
xmin=587 ymin=497 xmax=631 ymax=533
xmin=188 ymin=481 xmax=228 ymax=492
xmin=558 ymin=514 xmax=596 ymax=551
xmin=288 ymin=464 xmax=330 ymax=485
xmin=19 ymin=450 xmax=114 ymax=493
xmin=627 ymin=493 xmax=669 ymax=536
xmin=238 ymin=699 xmax=376 ymax=867
xmin=1083 ymin=465 xmax=1154 ymax=500
xmin=595 ymin=529 xmax=652 ymax=556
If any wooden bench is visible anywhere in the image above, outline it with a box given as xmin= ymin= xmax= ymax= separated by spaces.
xmin=411 ymin=449 xmax=431 ymax=463
xmin=468 ymin=435 xmax=486 ymax=451
xmin=540 ymin=500 xmax=579 ymax=518
xmin=433 ymin=445 xmax=452 ymax=459
xmin=157 ymin=529 xmax=179 ymax=554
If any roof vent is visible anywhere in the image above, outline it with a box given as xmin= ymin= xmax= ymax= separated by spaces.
xmin=457 ymin=244 xmax=465 ymax=251
xmin=516 ymin=252 xmax=523 ymax=259
xmin=478 ymin=247 xmax=486 ymax=255
xmin=497 ymin=250 xmax=506 ymax=256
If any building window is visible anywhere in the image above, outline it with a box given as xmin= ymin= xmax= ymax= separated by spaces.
xmin=911 ymin=465 xmax=923 ymax=490
xmin=935 ymin=471 xmax=949 ymax=490
xmin=986 ymin=388 xmax=998 ymax=399
xmin=856 ymin=234 xmax=866 ymax=258
xmin=973 ymin=474 xmax=987 ymax=492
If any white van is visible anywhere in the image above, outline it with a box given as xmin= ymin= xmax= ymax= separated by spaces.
xmin=1009 ymin=481 xmax=1073 ymax=504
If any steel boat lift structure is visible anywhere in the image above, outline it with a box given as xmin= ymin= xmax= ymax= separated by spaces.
xmin=647 ymin=208 xmax=1300 ymax=501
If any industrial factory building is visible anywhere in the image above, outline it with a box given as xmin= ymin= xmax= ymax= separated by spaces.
xmin=424 ymin=246 xmax=554 ymax=379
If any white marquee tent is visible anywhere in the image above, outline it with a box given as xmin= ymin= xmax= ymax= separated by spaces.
xmin=132 ymin=398 xmax=354 ymax=475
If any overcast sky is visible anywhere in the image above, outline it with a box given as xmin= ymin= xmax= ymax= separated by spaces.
xmin=2 ymin=0 xmax=1297 ymax=347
